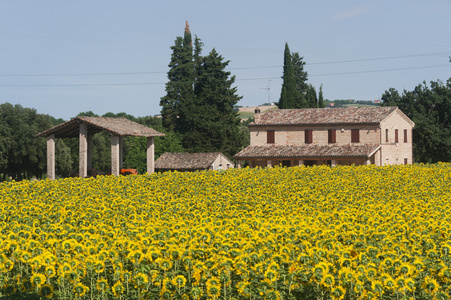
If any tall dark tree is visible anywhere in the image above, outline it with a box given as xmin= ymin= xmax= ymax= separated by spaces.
xmin=278 ymin=43 xmax=296 ymax=109
xmin=160 ymin=22 xmax=244 ymax=157
xmin=187 ymin=49 xmax=243 ymax=156
xmin=305 ymin=84 xmax=318 ymax=108
xmin=318 ymin=84 xmax=325 ymax=108
xmin=160 ymin=21 xmax=196 ymax=133
xmin=292 ymin=52 xmax=309 ymax=108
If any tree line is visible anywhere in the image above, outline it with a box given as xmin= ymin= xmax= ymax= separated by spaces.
xmin=0 ymin=105 xmax=185 ymax=180
xmin=381 ymin=79 xmax=451 ymax=163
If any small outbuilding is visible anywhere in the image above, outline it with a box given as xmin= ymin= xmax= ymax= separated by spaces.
xmin=154 ymin=152 xmax=234 ymax=172
xmin=36 ymin=116 xmax=164 ymax=179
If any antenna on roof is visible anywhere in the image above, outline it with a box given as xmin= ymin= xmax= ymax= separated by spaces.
xmin=260 ymin=80 xmax=271 ymax=102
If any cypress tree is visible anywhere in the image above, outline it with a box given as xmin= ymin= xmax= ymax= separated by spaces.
xmin=160 ymin=21 xmax=196 ymax=133
xmin=292 ymin=52 xmax=308 ymax=108
xmin=160 ymin=22 xmax=244 ymax=157
xmin=318 ymin=84 xmax=325 ymax=108
xmin=306 ymin=84 xmax=318 ymax=108
xmin=278 ymin=43 xmax=296 ymax=109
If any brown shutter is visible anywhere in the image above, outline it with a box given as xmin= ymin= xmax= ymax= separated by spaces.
xmin=385 ymin=129 xmax=389 ymax=143
xmin=404 ymin=129 xmax=408 ymax=143
xmin=267 ymin=130 xmax=275 ymax=144
xmin=395 ymin=129 xmax=399 ymax=143
xmin=328 ymin=129 xmax=336 ymax=143
xmin=351 ymin=129 xmax=360 ymax=143
xmin=305 ymin=130 xmax=313 ymax=144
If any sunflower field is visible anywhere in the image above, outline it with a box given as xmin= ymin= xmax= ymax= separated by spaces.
xmin=1 ymin=163 xmax=451 ymax=300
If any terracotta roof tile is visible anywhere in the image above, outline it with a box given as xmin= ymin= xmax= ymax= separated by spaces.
xmin=36 ymin=116 xmax=165 ymax=138
xmin=252 ymin=106 xmax=398 ymax=126
xmin=234 ymin=144 xmax=380 ymax=159
xmin=155 ymin=152 xmax=224 ymax=170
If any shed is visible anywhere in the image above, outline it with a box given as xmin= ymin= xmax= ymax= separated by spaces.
xmin=155 ymin=152 xmax=234 ymax=172
xmin=36 ymin=116 xmax=164 ymax=179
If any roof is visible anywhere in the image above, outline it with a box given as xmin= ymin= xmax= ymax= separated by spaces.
xmin=251 ymin=106 xmax=400 ymax=126
xmin=36 ymin=116 xmax=165 ymax=138
xmin=234 ymin=144 xmax=381 ymax=159
xmin=155 ymin=152 xmax=229 ymax=170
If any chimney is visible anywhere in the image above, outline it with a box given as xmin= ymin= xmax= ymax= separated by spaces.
xmin=254 ymin=107 xmax=261 ymax=123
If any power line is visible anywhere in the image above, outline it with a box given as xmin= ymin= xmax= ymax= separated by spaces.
xmin=0 ymin=51 xmax=448 ymax=78
xmin=0 ymin=64 xmax=449 ymax=87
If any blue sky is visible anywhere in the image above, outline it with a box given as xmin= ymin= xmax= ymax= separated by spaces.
xmin=1 ymin=1 xmax=450 ymax=120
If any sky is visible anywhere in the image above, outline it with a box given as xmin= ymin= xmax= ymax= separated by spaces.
xmin=1 ymin=1 xmax=450 ymax=121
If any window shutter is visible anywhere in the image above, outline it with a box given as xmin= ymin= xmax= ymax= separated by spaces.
xmin=351 ymin=129 xmax=360 ymax=143
xmin=305 ymin=130 xmax=313 ymax=144
xmin=395 ymin=129 xmax=399 ymax=143
xmin=386 ymin=129 xmax=389 ymax=143
xmin=328 ymin=129 xmax=336 ymax=143
xmin=267 ymin=130 xmax=275 ymax=144
xmin=404 ymin=129 xmax=408 ymax=143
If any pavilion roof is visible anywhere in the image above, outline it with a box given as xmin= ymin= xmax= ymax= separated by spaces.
xmin=36 ymin=116 xmax=165 ymax=138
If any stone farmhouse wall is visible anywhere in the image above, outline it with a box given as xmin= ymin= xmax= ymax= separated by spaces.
xmin=379 ymin=111 xmax=414 ymax=165
xmin=248 ymin=109 xmax=414 ymax=166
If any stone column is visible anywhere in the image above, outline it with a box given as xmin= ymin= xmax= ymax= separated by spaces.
xmin=147 ymin=137 xmax=155 ymax=174
xmin=79 ymin=123 xmax=88 ymax=178
xmin=111 ymin=134 xmax=120 ymax=176
xmin=331 ymin=160 xmax=337 ymax=167
xmin=298 ymin=160 xmax=304 ymax=166
xmin=87 ymin=134 xmax=93 ymax=169
xmin=119 ymin=136 xmax=124 ymax=170
xmin=267 ymin=160 xmax=272 ymax=168
xmin=47 ymin=134 xmax=55 ymax=180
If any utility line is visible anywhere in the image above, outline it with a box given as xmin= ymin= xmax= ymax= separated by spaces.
xmin=0 ymin=51 xmax=448 ymax=77
xmin=0 ymin=64 xmax=449 ymax=87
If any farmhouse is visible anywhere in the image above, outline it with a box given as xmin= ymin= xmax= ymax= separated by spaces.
xmin=234 ymin=106 xmax=414 ymax=168
xmin=155 ymin=152 xmax=234 ymax=172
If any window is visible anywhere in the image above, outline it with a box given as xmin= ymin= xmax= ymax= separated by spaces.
xmin=404 ymin=129 xmax=408 ymax=143
xmin=395 ymin=129 xmax=399 ymax=143
xmin=267 ymin=130 xmax=275 ymax=144
xmin=328 ymin=129 xmax=336 ymax=143
xmin=385 ymin=129 xmax=389 ymax=143
xmin=305 ymin=130 xmax=313 ymax=144
xmin=282 ymin=160 xmax=291 ymax=167
xmin=404 ymin=158 xmax=408 ymax=165
xmin=351 ymin=129 xmax=360 ymax=143
xmin=304 ymin=160 xmax=316 ymax=166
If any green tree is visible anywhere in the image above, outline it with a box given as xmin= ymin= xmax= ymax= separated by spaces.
xmin=160 ymin=22 xmax=244 ymax=157
xmin=318 ymin=84 xmax=325 ymax=108
xmin=55 ymin=139 xmax=73 ymax=177
xmin=381 ymin=79 xmax=451 ymax=163
xmin=305 ymin=84 xmax=318 ymax=108
xmin=292 ymin=51 xmax=309 ymax=108
xmin=185 ymin=48 xmax=243 ymax=156
xmin=160 ymin=22 xmax=196 ymax=133
xmin=0 ymin=103 xmax=53 ymax=180
xmin=278 ymin=43 xmax=296 ymax=109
